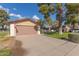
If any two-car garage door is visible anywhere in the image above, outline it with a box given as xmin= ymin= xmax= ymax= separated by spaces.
xmin=16 ymin=25 xmax=37 ymax=35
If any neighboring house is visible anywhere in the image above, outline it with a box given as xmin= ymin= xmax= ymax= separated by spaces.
xmin=62 ymin=25 xmax=70 ymax=32
xmin=9 ymin=18 xmax=38 ymax=35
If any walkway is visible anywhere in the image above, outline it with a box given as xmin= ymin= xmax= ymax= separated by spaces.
xmin=15 ymin=34 xmax=79 ymax=56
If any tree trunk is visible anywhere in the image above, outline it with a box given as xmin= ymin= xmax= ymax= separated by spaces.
xmin=2 ymin=25 xmax=4 ymax=31
xmin=48 ymin=26 xmax=51 ymax=32
xmin=58 ymin=16 xmax=63 ymax=35
xmin=59 ymin=25 xmax=63 ymax=35
xmin=72 ymin=23 xmax=78 ymax=32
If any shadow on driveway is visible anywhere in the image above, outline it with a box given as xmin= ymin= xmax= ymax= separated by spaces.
xmin=10 ymin=38 xmax=28 ymax=56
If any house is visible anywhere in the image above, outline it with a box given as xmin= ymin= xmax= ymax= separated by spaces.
xmin=9 ymin=18 xmax=38 ymax=35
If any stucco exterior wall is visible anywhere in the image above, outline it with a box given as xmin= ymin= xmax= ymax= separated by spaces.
xmin=16 ymin=21 xmax=36 ymax=26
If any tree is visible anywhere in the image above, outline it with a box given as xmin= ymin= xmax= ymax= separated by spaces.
xmin=0 ymin=9 xmax=9 ymax=31
xmin=38 ymin=3 xmax=67 ymax=34
xmin=55 ymin=3 xmax=64 ymax=34
xmin=38 ymin=3 xmax=55 ymax=31
xmin=65 ymin=3 xmax=79 ymax=30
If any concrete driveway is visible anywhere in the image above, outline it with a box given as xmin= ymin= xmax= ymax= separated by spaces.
xmin=15 ymin=34 xmax=79 ymax=56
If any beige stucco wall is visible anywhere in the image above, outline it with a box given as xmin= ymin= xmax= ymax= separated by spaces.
xmin=10 ymin=24 xmax=16 ymax=36
xmin=16 ymin=21 xmax=36 ymax=26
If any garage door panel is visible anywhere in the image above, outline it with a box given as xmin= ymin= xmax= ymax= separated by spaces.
xmin=16 ymin=25 xmax=37 ymax=35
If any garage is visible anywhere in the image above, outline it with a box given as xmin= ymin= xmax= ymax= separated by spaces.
xmin=10 ymin=19 xmax=37 ymax=35
xmin=16 ymin=25 xmax=37 ymax=35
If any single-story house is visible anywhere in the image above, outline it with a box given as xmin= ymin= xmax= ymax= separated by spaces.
xmin=9 ymin=18 xmax=38 ymax=35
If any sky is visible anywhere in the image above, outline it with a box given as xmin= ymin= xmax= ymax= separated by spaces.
xmin=0 ymin=3 xmax=56 ymax=21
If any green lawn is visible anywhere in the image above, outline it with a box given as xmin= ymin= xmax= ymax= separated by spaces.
xmin=45 ymin=32 xmax=70 ymax=39
xmin=0 ymin=32 xmax=12 ymax=56
xmin=0 ymin=31 xmax=12 ymax=56
xmin=0 ymin=31 xmax=9 ymax=37
xmin=0 ymin=31 xmax=9 ymax=41
xmin=0 ymin=48 xmax=12 ymax=56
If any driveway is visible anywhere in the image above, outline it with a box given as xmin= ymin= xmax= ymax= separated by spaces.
xmin=15 ymin=34 xmax=79 ymax=56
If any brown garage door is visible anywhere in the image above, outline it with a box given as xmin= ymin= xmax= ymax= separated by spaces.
xmin=16 ymin=25 xmax=37 ymax=35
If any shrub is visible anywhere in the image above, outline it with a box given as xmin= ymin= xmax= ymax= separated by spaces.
xmin=68 ymin=33 xmax=79 ymax=43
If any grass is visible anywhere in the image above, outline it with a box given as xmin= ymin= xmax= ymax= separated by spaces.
xmin=0 ymin=48 xmax=12 ymax=56
xmin=0 ymin=32 xmax=12 ymax=56
xmin=0 ymin=31 xmax=9 ymax=37
xmin=0 ymin=31 xmax=9 ymax=41
xmin=45 ymin=32 xmax=70 ymax=39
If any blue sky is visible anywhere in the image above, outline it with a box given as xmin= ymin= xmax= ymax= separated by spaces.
xmin=0 ymin=3 xmax=56 ymax=21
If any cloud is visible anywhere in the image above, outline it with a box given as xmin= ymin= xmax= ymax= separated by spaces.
xmin=0 ymin=5 xmax=3 ymax=8
xmin=32 ymin=15 xmax=40 ymax=20
xmin=9 ymin=13 xmax=25 ymax=19
xmin=0 ymin=5 xmax=10 ymax=13
xmin=0 ymin=5 xmax=25 ymax=19
xmin=13 ymin=8 xmax=17 ymax=11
